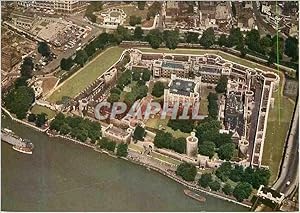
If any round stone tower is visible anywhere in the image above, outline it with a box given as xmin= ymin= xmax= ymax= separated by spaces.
xmin=186 ymin=132 xmax=198 ymax=158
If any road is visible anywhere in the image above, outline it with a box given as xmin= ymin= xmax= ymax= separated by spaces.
xmin=273 ymin=98 xmax=299 ymax=197
xmin=276 ymin=122 xmax=299 ymax=195
xmin=252 ymin=1 xmax=277 ymax=36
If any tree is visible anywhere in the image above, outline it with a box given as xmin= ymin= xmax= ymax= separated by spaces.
xmin=195 ymin=118 xmax=221 ymax=142
xmin=99 ymin=138 xmax=116 ymax=152
xmin=199 ymin=141 xmax=215 ymax=158
xmin=207 ymin=92 xmax=218 ymax=119
xmin=147 ymin=1 xmax=161 ymax=19
xmin=215 ymin=162 xmax=232 ymax=182
xmin=114 ymin=25 xmax=132 ymax=43
xmin=107 ymin=93 xmax=120 ymax=103
xmin=215 ymin=76 xmax=228 ymax=93
xmin=167 ymin=119 xmax=194 ymax=133
xmin=185 ymin=32 xmax=199 ymax=44
xmin=229 ymin=165 xmax=244 ymax=182
xmin=245 ymin=29 xmax=263 ymax=54
xmin=222 ymin=183 xmax=233 ymax=195
xmin=116 ymin=143 xmax=128 ymax=157
xmin=20 ymin=57 xmax=34 ymax=78
xmin=4 ymin=86 xmax=35 ymax=119
xmin=60 ymin=123 xmax=71 ymax=135
xmin=134 ymin=26 xmax=144 ymax=40
xmin=38 ymin=42 xmax=51 ymax=57
xmin=142 ymin=69 xmax=151 ymax=81
xmin=137 ymin=1 xmax=146 ymax=10
xmin=152 ymin=81 xmax=165 ymax=97
xmin=268 ymin=35 xmax=284 ymax=62
xmin=35 ymin=113 xmax=47 ymax=127
xmin=285 ymin=36 xmax=298 ymax=61
xmin=209 ymin=180 xmax=221 ymax=191
xmin=110 ymin=87 xmax=122 ymax=95
xmin=171 ymin=137 xmax=186 ymax=154
xmin=176 ymin=162 xmax=197 ymax=181
xmin=132 ymin=69 xmax=142 ymax=81
xmin=28 ymin=113 xmax=36 ymax=122
xmin=15 ymin=76 xmax=28 ymax=87
xmin=133 ymin=125 xmax=145 ymax=141
xmin=199 ymin=27 xmax=215 ymax=48
xmin=260 ymin=35 xmax=272 ymax=49
xmin=146 ymin=29 xmax=163 ymax=49
xmin=198 ymin=173 xmax=213 ymax=188
xmin=233 ymin=182 xmax=252 ymax=202
xmin=163 ymin=30 xmax=180 ymax=49
xmin=60 ymin=57 xmax=74 ymax=71
xmin=129 ymin=15 xmax=142 ymax=26
xmin=154 ymin=131 xmax=173 ymax=149
xmin=243 ymin=167 xmax=271 ymax=189
xmin=136 ymin=85 xmax=148 ymax=99
xmin=218 ymin=143 xmax=235 ymax=161
xmin=124 ymin=92 xmax=137 ymax=106
xmin=214 ymin=133 xmax=233 ymax=148
xmin=227 ymin=28 xmax=243 ymax=48
xmin=84 ymin=42 xmax=96 ymax=57
xmin=218 ymin=34 xmax=228 ymax=47
xmin=74 ymin=49 xmax=88 ymax=67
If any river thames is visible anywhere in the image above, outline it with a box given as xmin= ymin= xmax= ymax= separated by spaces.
xmin=1 ymin=117 xmax=248 ymax=211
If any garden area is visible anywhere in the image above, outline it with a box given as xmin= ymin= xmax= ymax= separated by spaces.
xmin=47 ymin=47 xmax=125 ymax=103
xmin=31 ymin=105 xmax=56 ymax=120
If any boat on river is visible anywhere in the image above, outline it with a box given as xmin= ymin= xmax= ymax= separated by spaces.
xmin=184 ymin=189 xmax=206 ymax=202
xmin=1 ymin=128 xmax=34 ymax=154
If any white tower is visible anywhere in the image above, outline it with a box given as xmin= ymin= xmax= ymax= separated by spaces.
xmin=186 ymin=132 xmax=198 ymax=157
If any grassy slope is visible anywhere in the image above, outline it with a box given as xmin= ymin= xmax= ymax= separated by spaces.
xmin=262 ymin=76 xmax=295 ymax=183
xmin=31 ymin=105 xmax=56 ymax=119
xmin=47 ymin=47 xmax=124 ymax=103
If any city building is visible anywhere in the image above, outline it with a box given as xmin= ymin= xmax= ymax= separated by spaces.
xmin=152 ymin=59 xmax=191 ymax=78
xmin=257 ymin=185 xmax=285 ymax=205
xmin=163 ymin=74 xmax=201 ymax=107
xmin=18 ymin=0 xmax=86 ymax=13
xmin=102 ymin=124 xmax=132 ymax=144
xmin=11 ymin=12 xmax=36 ymax=30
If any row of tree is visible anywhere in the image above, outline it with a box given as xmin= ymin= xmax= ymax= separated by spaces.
xmin=97 ymin=137 xmax=128 ymax=157
xmin=154 ymin=131 xmax=186 ymax=154
xmin=198 ymin=172 xmax=252 ymax=202
xmin=4 ymin=57 xmax=35 ymax=119
xmin=28 ymin=113 xmax=48 ymax=127
xmin=177 ymin=161 xmax=270 ymax=202
xmin=60 ymin=32 xmax=115 ymax=71
xmin=49 ymin=113 xmax=102 ymax=143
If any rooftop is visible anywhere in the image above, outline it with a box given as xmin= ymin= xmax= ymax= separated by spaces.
xmin=162 ymin=60 xmax=185 ymax=70
xmin=169 ymin=79 xmax=196 ymax=96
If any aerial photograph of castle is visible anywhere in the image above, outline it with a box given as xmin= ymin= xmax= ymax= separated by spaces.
xmin=1 ymin=1 xmax=299 ymax=212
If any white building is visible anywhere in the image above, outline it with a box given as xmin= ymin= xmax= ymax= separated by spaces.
xmin=164 ymin=74 xmax=201 ymax=108
xmin=18 ymin=0 xmax=86 ymax=13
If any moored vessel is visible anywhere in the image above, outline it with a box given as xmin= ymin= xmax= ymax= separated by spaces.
xmin=1 ymin=128 xmax=34 ymax=154
xmin=184 ymin=189 xmax=206 ymax=202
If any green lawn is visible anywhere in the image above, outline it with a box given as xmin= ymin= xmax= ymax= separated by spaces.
xmin=262 ymin=76 xmax=295 ymax=184
xmin=47 ymin=47 xmax=125 ymax=103
xmin=150 ymin=151 xmax=182 ymax=165
xmin=145 ymin=117 xmax=190 ymax=138
xmin=31 ymin=105 xmax=56 ymax=119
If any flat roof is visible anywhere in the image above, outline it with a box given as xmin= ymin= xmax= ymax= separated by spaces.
xmin=162 ymin=60 xmax=184 ymax=70
xmin=169 ymin=79 xmax=196 ymax=96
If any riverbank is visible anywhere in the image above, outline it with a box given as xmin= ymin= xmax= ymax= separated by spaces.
xmin=2 ymin=108 xmax=251 ymax=209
